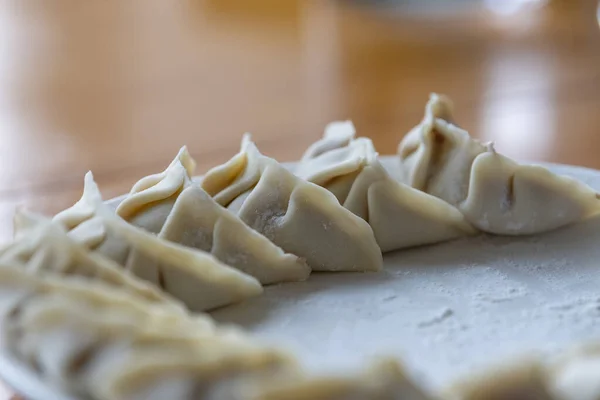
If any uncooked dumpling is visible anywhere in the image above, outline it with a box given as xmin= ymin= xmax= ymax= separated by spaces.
xmin=202 ymin=135 xmax=383 ymax=272
xmin=446 ymin=357 xmax=553 ymax=400
xmin=51 ymin=172 xmax=263 ymax=312
xmin=116 ymin=150 xmax=311 ymax=285
xmin=461 ymin=145 xmax=600 ymax=235
xmin=101 ymin=348 xmax=297 ymax=400
xmin=296 ymin=133 xmax=475 ymax=253
xmin=116 ymin=146 xmax=196 ymax=234
xmin=0 ymin=267 xmax=295 ymax=400
xmin=397 ymin=93 xmax=600 ymax=235
xmin=0 ymin=267 xmax=217 ymax=366
xmin=4 ymin=209 xmax=177 ymax=307
xmin=300 ymin=120 xmax=356 ymax=161
xmin=224 ymin=358 xmax=433 ymax=400
xmin=446 ymin=343 xmax=600 ymax=400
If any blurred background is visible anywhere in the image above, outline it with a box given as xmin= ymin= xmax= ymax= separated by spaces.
xmin=1 ymin=0 xmax=600 ymax=397
xmin=0 ymin=0 xmax=599 ymax=248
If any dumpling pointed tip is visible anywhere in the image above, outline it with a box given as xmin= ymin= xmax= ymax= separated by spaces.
xmin=428 ymin=92 xmax=446 ymax=105
xmin=173 ymin=145 xmax=196 ymax=176
xmin=84 ymin=170 xmax=95 ymax=182
xmin=81 ymin=172 xmax=104 ymax=204
xmin=84 ymin=171 xmax=97 ymax=188
xmin=324 ymin=120 xmax=356 ymax=140
xmin=176 ymin=145 xmax=191 ymax=160
xmin=429 ymin=92 xmax=450 ymax=101
xmin=240 ymin=132 xmax=262 ymax=156
xmin=241 ymin=132 xmax=253 ymax=146
xmin=425 ymin=92 xmax=454 ymax=122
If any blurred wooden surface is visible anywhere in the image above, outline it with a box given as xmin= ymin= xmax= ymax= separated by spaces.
xmin=2 ymin=0 xmax=600 ymax=397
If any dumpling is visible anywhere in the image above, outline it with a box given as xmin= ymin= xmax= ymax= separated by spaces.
xmin=223 ymin=358 xmax=434 ymax=400
xmin=446 ymin=357 xmax=553 ymax=400
xmin=446 ymin=341 xmax=600 ymax=400
xmin=3 ymin=209 xmax=179 ymax=308
xmin=117 ymin=146 xmax=196 ymax=234
xmin=0 ymin=267 xmax=295 ymax=400
xmin=99 ymin=347 xmax=297 ymax=400
xmin=201 ymin=135 xmax=383 ymax=272
xmin=300 ymin=120 xmax=356 ymax=161
xmin=397 ymin=93 xmax=600 ymax=235
xmin=50 ymin=172 xmax=263 ymax=312
xmin=296 ymin=133 xmax=476 ymax=253
xmin=0 ymin=267 xmax=217 ymax=363
xmin=461 ymin=145 xmax=600 ymax=235
xmin=116 ymin=150 xmax=311 ymax=285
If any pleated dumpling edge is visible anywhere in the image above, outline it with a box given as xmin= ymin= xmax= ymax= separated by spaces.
xmin=461 ymin=144 xmax=600 ymax=235
xmin=296 ymin=127 xmax=476 ymax=253
xmin=115 ymin=146 xmax=312 ymax=285
xmin=300 ymin=120 xmax=357 ymax=161
xmin=397 ymin=93 xmax=600 ymax=235
xmin=202 ymin=135 xmax=384 ymax=273
xmin=51 ymin=172 xmax=264 ymax=312
xmin=116 ymin=146 xmax=196 ymax=234
xmin=8 ymin=209 xmax=181 ymax=309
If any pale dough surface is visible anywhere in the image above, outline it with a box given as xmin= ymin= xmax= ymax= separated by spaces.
xmin=209 ymin=157 xmax=600 ymax=389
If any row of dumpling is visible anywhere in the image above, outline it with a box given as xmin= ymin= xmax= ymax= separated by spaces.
xmin=4 ymin=134 xmax=386 ymax=313
xmin=0 ymin=266 xmax=434 ymax=400
xmin=8 ymin=92 xmax=600 ymax=313
xmin=0 ymin=266 xmax=598 ymax=400
xmin=296 ymin=93 xmax=600 ymax=249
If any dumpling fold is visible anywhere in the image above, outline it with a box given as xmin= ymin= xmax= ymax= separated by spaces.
xmin=49 ymin=172 xmax=263 ymax=312
xmin=201 ymin=135 xmax=383 ymax=272
xmin=117 ymin=146 xmax=196 ymax=234
xmin=3 ymin=209 xmax=177 ymax=308
xmin=446 ymin=342 xmax=600 ymax=400
xmin=116 ymin=149 xmax=311 ymax=285
xmin=296 ymin=124 xmax=476 ymax=253
xmin=0 ymin=267 xmax=434 ymax=400
xmin=0 ymin=267 xmax=296 ymax=400
xmin=223 ymin=358 xmax=434 ymax=400
xmin=397 ymin=93 xmax=600 ymax=235
xmin=300 ymin=120 xmax=357 ymax=161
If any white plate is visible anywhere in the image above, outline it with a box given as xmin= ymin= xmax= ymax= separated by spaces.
xmin=3 ymin=157 xmax=600 ymax=398
xmin=211 ymin=158 xmax=600 ymax=389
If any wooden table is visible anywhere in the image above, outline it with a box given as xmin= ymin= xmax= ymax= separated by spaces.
xmin=1 ymin=0 xmax=600 ymax=398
